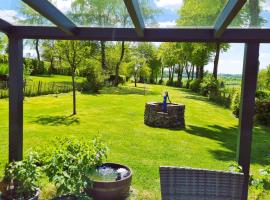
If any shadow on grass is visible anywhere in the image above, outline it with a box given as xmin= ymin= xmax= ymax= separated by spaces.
xmin=184 ymin=124 xmax=270 ymax=166
xmin=96 ymin=86 xmax=160 ymax=96
xmin=33 ymin=115 xmax=80 ymax=126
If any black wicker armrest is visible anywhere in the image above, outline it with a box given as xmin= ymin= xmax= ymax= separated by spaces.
xmin=160 ymin=166 xmax=244 ymax=200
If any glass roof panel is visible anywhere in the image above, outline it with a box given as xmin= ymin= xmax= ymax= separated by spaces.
xmin=0 ymin=0 xmax=53 ymax=26
xmin=51 ymin=0 xmax=134 ymax=27
xmin=139 ymin=0 xmax=229 ymax=28
xmin=230 ymin=0 xmax=270 ymax=28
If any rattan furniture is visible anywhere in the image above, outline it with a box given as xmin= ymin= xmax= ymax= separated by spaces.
xmin=160 ymin=166 xmax=244 ymax=200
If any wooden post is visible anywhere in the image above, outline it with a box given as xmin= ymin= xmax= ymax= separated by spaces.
xmin=237 ymin=43 xmax=260 ymax=200
xmin=8 ymin=35 xmax=24 ymax=162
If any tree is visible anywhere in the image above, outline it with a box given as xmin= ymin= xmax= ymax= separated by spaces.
xmin=136 ymin=43 xmax=161 ymax=83
xmin=42 ymin=40 xmax=57 ymax=74
xmin=57 ymin=41 xmax=95 ymax=115
xmin=71 ymin=0 xmax=156 ymax=82
xmin=257 ymin=65 xmax=270 ymax=90
xmin=177 ymin=0 xmax=229 ymax=80
xmin=127 ymin=45 xmax=151 ymax=87
xmin=190 ymin=43 xmax=212 ymax=80
xmin=158 ymin=43 xmax=179 ymax=84
xmin=19 ymin=2 xmax=49 ymax=63
xmin=0 ymin=33 xmax=8 ymax=53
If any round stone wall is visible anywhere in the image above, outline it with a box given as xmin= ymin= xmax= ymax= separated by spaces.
xmin=144 ymin=102 xmax=185 ymax=128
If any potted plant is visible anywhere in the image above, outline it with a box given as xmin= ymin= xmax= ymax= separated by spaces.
xmin=42 ymin=137 xmax=108 ymax=200
xmin=86 ymin=162 xmax=132 ymax=200
xmin=0 ymin=152 xmax=41 ymax=200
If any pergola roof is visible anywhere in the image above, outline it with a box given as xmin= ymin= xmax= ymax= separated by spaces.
xmin=0 ymin=1 xmax=266 ymax=200
xmin=2 ymin=0 xmax=268 ymax=42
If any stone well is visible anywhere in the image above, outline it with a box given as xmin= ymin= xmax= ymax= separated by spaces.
xmin=144 ymin=102 xmax=185 ymax=128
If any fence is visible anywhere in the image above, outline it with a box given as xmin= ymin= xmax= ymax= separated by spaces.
xmin=0 ymin=80 xmax=81 ymax=99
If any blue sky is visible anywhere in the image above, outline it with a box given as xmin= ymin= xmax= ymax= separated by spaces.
xmin=1 ymin=0 xmax=270 ymax=74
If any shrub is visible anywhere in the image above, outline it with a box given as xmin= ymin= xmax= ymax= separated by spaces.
xmin=166 ymin=79 xmax=174 ymax=86
xmin=254 ymin=99 xmax=270 ymax=125
xmin=0 ymin=54 xmax=8 ymax=64
xmin=82 ymin=67 xmax=104 ymax=93
xmin=0 ymin=63 xmax=8 ymax=75
xmin=107 ymin=74 xmax=126 ymax=85
xmin=24 ymin=58 xmax=45 ymax=75
xmin=158 ymin=79 xmax=164 ymax=85
xmin=43 ymin=137 xmax=108 ymax=197
xmin=200 ymin=76 xmax=219 ymax=96
xmin=231 ymin=90 xmax=240 ymax=118
xmin=1 ymin=152 xmax=41 ymax=199
xmin=256 ymin=90 xmax=270 ymax=100
xmin=174 ymin=80 xmax=183 ymax=88
xmin=189 ymin=79 xmax=201 ymax=92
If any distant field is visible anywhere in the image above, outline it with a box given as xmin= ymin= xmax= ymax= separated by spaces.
xmin=28 ymin=75 xmax=85 ymax=83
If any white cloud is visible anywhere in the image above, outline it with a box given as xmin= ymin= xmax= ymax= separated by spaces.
xmin=262 ymin=1 xmax=270 ymax=11
xmin=158 ymin=20 xmax=176 ymax=28
xmin=155 ymin=0 xmax=183 ymax=9
xmin=52 ymin=0 xmax=73 ymax=13
xmin=0 ymin=9 xmax=18 ymax=23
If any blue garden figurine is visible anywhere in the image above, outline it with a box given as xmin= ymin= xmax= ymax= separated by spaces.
xmin=162 ymin=91 xmax=171 ymax=112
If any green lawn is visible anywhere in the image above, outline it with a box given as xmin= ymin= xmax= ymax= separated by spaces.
xmin=0 ymin=83 xmax=269 ymax=199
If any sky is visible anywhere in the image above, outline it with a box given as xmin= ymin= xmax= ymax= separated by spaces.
xmin=0 ymin=0 xmax=270 ymax=74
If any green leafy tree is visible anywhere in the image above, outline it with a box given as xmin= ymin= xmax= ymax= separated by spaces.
xmin=42 ymin=40 xmax=57 ymax=74
xmin=0 ymin=33 xmax=7 ymax=53
xmin=177 ymin=0 xmax=229 ymax=79
xmin=57 ymin=40 xmax=96 ymax=115
xmin=191 ymin=43 xmax=212 ymax=80
xmin=158 ymin=43 xmax=178 ymax=83
xmin=18 ymin=2 xmax=49 ymax=63
xmin=71 ymin=0 xmax=156 ymax=84
xmin=136 ymin=43 xmax=161 ymax=83
xmin=127 ymin=47 xmax=150 ymax=87
xmin=257 ymin=65 xmax=270 ymax=90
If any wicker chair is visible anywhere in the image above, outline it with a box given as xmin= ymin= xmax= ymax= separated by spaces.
xmin=160 ymin=166 xmax=244 ymax=200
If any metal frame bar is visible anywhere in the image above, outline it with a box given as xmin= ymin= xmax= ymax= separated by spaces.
xmin=8 ymin=35 xmax=24 ymax=162
xmin=237 ymin=43 xmax=260 ymax=200
xmin=0 ymin=18 xmax=13 ymax=33
xmin=22 ymin=0 xmax=77 ymax=35
xmin=214 ymin=0 xmax=247 ymax=38
xmin=123 ymin=0 xmax=145 ymax=37
xmin=2 ymin=26 xmax=270 ymax=43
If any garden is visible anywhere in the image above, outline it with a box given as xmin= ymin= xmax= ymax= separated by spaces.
xmin=1 ymin=0 xmax=270 ymax=199
xmin=0 ymin=83 xmax=270 ymax=199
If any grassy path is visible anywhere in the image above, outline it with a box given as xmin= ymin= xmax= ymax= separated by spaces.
xmin=0 ymin=83 xmax=270 ymax=199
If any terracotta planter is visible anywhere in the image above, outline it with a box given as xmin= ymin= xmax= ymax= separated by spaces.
xmin=87 ymin=163 xmax=132 ymax=200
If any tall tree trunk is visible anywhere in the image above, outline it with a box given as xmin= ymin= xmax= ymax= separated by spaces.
xmin=161 ymin=67 xmax=164 ymax=82
xmin=35 ymin=39 xmax=40 ymax=63
xmin=199 ymin=66 xmax=204 ymax=79
xmin=114 ymin=41 xmax=125 ymax=86
xmin=191 ymin=65 xmax=195 ymax=80
xmin=185 ymin=65 xmax=191 ymax=88
xmin=134 ymin=76 xmax=137 ymax=87
xmin=100 ymin=41 xmax=107 ymax=71
xmin=71 ymin=70 xmax=76 ymax=115
xmin=177 ymin=65 xmax=184 ymax=87
xmin=196 ymin=66 xmax=199 ymax=79
xmin=248 ymin=0 xmax=260 ymax=27
xmin=171 ymin=66 xmax=175 ymax=83
xmin=49 ymin=57 xmax=54 ymax=75
xmin=168 ymin=68 xmax=171 ymax=82
xmin=213 ymin=42 xmax=220 ymax=79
